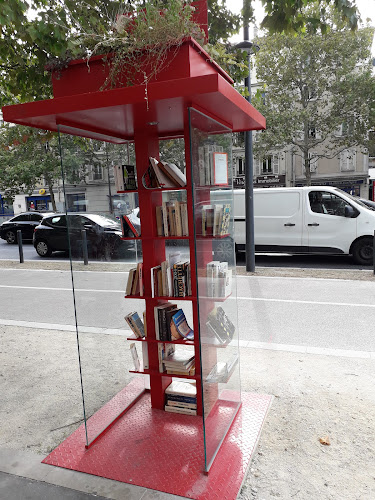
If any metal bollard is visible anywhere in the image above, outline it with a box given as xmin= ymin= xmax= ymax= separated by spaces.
xmin=373 ymin=231 xmax=375 ymax=275
xmin=17 ymin=230 xmax=24 ymax=264
xmin=81 ymin=229 xmax=88 ymax=265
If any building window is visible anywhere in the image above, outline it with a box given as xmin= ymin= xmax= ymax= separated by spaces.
xmin=92 ymin=163 xmax=103 ymax=180
xmin=340 ymin=149 xmax=356 ymax=172
xmin=238 ymin=157 xmax=244 ymax=175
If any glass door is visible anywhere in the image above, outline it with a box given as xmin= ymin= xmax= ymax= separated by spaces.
xmin=188 ymin=108 xmax=241 ymax=472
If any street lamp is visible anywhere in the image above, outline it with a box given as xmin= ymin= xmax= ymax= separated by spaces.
xmin=235 ymin=38 xmax=260 ymax=272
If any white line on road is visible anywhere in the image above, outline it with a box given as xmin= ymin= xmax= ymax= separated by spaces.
xmin=0 ymin=318 xmax=374 ymax=360
xmin=1 ymin=284 xmax=375 ymax=308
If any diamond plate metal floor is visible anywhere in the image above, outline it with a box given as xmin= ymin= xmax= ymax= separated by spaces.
xmin=43 ymin=387 xmax=272 ymax=500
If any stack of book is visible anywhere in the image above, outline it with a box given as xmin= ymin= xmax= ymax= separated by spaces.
xmin=114 ymin=164 xmax=137 ymax=191
xmin=155 ymin=200 xmax=189 ymax=237
xmin=154 ymin=304 xmax=194 ymax=341
xmin=165 ymin=380 xmax=197 ymax=415
xmin=142 ymin=157 xmax=186 ymax=189
xmin=199 ymin=203 xmax=231 ymax=237
xmin=206 ymin=261 xmax=232 ymax=298
xmin=125 ymin=311 xmax=145 ymax=338
xmin=151 ymin=259 xmax=191 ymax=297
xmin=206 ymin=306 xmax=236 ymax=345
xmin=125 ymin=262 xmax=143 ymax=296
xmin=163 ymin=349 xmax=195 ymax=376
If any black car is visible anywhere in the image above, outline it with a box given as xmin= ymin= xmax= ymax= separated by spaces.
xmin=0 ymin=211 xmax=53 ymax=244
xmin=33 ymin=212 xmax=139 ymax=258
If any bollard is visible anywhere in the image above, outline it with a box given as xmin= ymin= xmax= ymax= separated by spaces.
xmin=17 ymin=230 xmax=24 ymax=264
xmin=81 ymin=229 xmax=88 ymax=265
xmin=373 ymin=230 xmax=375 ymax=275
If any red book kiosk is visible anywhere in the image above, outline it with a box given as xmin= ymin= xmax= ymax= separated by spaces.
xmin=2 ymin=37 xmax=272 ymax=499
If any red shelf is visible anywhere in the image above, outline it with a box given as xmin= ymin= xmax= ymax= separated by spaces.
xmin=142 ymin=186 xmax=187 ymax=192
xmin=152 ymin=295 xmax=196 ymax=301
xmin=129 ymin=364 xmax=199 ymax=380
xmin=120 ymin=236 xmax=141 ymax=241
xmin=116 ymin=190 xmax=138 ymax=194
xmin=197 ymin=234 xmax=230 ymax=239
xmin=127 ymin=335 xmax=194 ymax=345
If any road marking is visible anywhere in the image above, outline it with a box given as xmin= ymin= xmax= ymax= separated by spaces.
xmin=0 ymin=285 xmax=124 ymax=292
xmin=1 ymin=284 xmax=375 ymax=307
xmin=0 ymin=268 xmax=130 ymax=274
xmin=0 ymin=318 xmax=373 ymax=360
xmin=236 ymin=296 xmax=375 ymax=307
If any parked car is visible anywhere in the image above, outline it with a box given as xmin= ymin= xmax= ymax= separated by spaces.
xmin=33 ymin=212 xmax=140 ymax=258
xmin=0 ymin=211 xmax=53 ymax=244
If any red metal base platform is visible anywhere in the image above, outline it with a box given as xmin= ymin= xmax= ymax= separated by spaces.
xmin=43 ymin=385 xmax=272 ymax=500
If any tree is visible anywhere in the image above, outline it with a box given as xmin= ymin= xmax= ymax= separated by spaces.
xmin=0 ymin=0 xmax=362 ymax=106
xmin=252 ymin=27 xmax=375 ymax=184
xmin=0 ymin=125 xmax=93 ymax=209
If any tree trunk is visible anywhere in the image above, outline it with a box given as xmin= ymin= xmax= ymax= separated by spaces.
xmin=304 ymin=150 xmax=311 ymax=186
xmin=46 ymin=176 xmax=57 ymax=211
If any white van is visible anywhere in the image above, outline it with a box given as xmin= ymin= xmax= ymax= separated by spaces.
xmin=232 ymin=186 xmax=375 ymax=265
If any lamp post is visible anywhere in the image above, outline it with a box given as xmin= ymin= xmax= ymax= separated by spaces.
xmin=235 ymin=38 xmax=260 ymax=272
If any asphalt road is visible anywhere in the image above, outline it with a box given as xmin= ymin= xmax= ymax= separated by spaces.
xmin=1 ymin=266 xmax=375 ymax=353
xmin=0 ymin=239 xmax=371 ymax=270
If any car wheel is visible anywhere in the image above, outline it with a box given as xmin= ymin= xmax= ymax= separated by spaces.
xmin=36 ymin=240 xmax=52 ymax=257
xmin=352 ymin=237 xmax=373 ymax=266
xmin=5 ymin=230 xmax=16 ymax=244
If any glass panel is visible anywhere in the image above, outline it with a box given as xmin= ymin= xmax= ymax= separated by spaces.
xmin=57 ymin=129 xmax=145 ymax=446
xmin=188 ymin=108 xmax=241 ymax=471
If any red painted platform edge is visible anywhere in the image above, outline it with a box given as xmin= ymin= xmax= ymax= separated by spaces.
xmin=41 ymin=392 xmax=273 ymax=500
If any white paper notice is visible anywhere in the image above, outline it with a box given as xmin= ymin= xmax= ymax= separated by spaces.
xmin=213 ymin=152 xmax=228 ymax=185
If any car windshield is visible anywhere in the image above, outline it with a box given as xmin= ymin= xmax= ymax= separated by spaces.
xmin=85 ymin=214 xmax=121 ymax=228
xmin=332 ymin=188 xmax=370 ymax=209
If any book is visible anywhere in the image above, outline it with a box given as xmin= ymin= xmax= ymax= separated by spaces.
xmin=206 ymin=307 xmax=236 ymax=345
xmin=159 ymin=161 xmax=187 ymax=187
xmin=170 ymin=309 xmax=194 ymax=340
xmin=164 ymin=405 xmax=197 ymax=415
xmin=155 ymin=206 xmax=164 ymax=236
xmin=161 ymin=260 xmax=171 ymax=296
xmin=151 ymin=265 xmax=161 ymax=297
xmin=166 ymin=365 xmax=195 ymax=376
xmin=165 ymin=307 xmax=180 ymax=340
xmin=143 ymin=310 xmax=147 ymax=337
xmin=142 ymin=341 xmax=149 ymax=370
xmin=131 ymin=262 xmax=143 ymax=296
xmin=163 ymin=350 xmax=195 ymax=367
xmin=167 ymin=400 xmax=197 ymax=409
xmin=122 ymin=164 xmax=137 ymax=190
xmin=155 ymin=303 xmax=177 ymax=341
xmin=213 ymin=204 xmax=223 ymax=236
xmin=219 ymin=204 xmax=231 ymax=235
xmin=180 ymin=202 xmax=189 ymax=236
xmin=158 ymin=342 xmax=176 ymax=372
xmin=130 ymin=343 xmax=140 ymax=371
xmin=125 ymin=311 xmax=145 ymax=338
xmin=165 ymin=380 xmax=197 ymax=399
xmin=126 ymin=268 xmax=136 ymax=296
xmin=121 ymin=214 xmax=140 ymax=237
xmin=206 ymin=261 xmax=220 ymax=297
xmin=161 ymin=201 xmax=169 ymax=236
xmin=149 ymin=157 xmax=177 ymax=188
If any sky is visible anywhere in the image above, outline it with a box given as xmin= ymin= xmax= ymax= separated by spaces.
xmin=227 ymin=0 xmax=375 ymax=55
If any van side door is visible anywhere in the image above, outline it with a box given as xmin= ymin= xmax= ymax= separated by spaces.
xmin=305 ymin=190 xmax=357 ymax=254
xmin=254 ymin=190 xmax=303 ymax=250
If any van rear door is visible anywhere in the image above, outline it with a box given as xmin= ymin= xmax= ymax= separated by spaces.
xmin=254 ymin=190 xmax=303 ymax=250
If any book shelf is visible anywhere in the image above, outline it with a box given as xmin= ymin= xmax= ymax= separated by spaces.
xmin=2 ymin=34 xmax=268 ymax=494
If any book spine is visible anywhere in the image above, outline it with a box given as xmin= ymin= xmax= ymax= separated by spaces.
xmin=138 ymin=263 xmax=143 ymax=296
xmin=159 ymin=308 xmax=168 ymax=341
xmin=162 ymin=202 xmax=169 ymax=237
xmin=166 ymin=394 xmax=197 ymax=404
xmin=125 ymin=315 xmax=141 ymax=338
xmin=176 ymin=264 xmax=185 ymax=297
xmin=167 ymin=400 xmax=197 ymax=409
xmin=155 ymin=206 xmax=164 ymax=236
xmin=175 ymin=201 xmax=182 ymax=237
xmin=142 ymin=342 xmax=149 ymax=370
